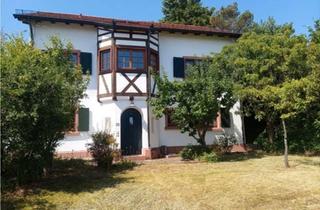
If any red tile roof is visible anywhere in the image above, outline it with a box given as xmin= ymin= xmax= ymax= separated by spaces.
xmin=14 ymin=10 xmax=241 ymax=38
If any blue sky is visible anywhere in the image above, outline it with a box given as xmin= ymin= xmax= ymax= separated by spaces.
xmin=1 ymin=0 xmax=319 ymax=36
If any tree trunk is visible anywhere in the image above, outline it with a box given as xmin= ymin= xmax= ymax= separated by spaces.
xmin=197 ymin=129 xmax=207 ymax=147
xmin=281 ymin=119 xmax=290 ymax=168
xmin=266 ymin=119 xmax=274 ymax=144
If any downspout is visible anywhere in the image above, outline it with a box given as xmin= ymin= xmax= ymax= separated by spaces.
xmin=111 ymin=20 xmax=117 ymax=101
xmin=96 ymin=27 xmax=102 ymax=103
xmin=240 ymin=100 xmax=246 ymax=145
xmin=146 ymin=29 xmax=152 ymax=148
xmin=28 ymin=21 xmax=34 ymax=45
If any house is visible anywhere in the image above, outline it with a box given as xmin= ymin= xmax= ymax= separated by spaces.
xmin=14 ymin=10 xmax=246 ymax=159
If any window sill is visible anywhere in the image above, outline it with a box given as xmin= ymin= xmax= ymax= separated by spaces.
xmin=211 ymin=128 xmax=224 ymax=132
xmin=65 ymin=131 xmax=80 ymax=136
xmin=100 ymin=70 xmax=112 ymax=75
xmin=117 ymin=69 xmax=147 ymax=73
xmin=164 ymin=127 xmax=224 ymax=132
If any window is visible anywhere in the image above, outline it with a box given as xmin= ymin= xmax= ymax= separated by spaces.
xmin=68 ymin=51 xmax=92 ymax=75
xmin=68 ymin=109 xmax=79 ymax=134
xmin=118 ymin=49 xmax=130 ymax=68
xmin=132 ymin=51 xmax=144 ymax=69
xmin=117 ymin=49 xmax=145 ymax=70
xmin=70 ymin=52 xmax=80 ymax=65
xmin=209 ymin=118 xmax=218 ymax=128
xmin=165 ymin=108 xmax=222 ymax=130
xmin=184 ymin=58 xmax=202 ymax=71
xmin=67 ymin=107 xmax=90 ymax=135
xmin=100 ymin=50 xmax=111 ymax=72
xmin=150 ymin=52 xmax=159 ymax=72
xmin=165 ymin=109 xmax=177 ymax=129
xmin=221 ymin=108 xmax=231 ymax=128
xmin=173 ymin=57 xmax=203 ymax=78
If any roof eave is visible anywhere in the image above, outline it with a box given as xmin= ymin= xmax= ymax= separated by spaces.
xmin=13 ymin=14 xmax=241 ymax=38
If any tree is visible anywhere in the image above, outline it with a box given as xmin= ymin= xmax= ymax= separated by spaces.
xmin=161 ymin=0 xmax=254 ymax=33
xmin=251 ymin=17 xmax=294 ymax=35
xmin=210 ymin=2 xmax=254 ymax=33
xmin=303 ymin=19 xmax=320 ymax=145
xmin=1 ymin=36 xmax=88 ymax=184
xmin=271 ymin=29 xmax=320 ymax=164
xmin=150 ymin=59 xmax=234 ymax=146
xmin=215 ymin=21 xmax=316 ymax=167
xmin=309 ymin=19 xmax=320 ymax=43
xmin=161 ymin=0 xmax=213 ymax=26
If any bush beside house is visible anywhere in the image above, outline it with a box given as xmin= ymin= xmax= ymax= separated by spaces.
xmin=87 ymin=131 xmax=119 ymax=169
xmin=179 ymin=134 xmax=238 ymax=162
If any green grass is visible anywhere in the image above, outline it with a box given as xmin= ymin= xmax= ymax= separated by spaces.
xmin=2 ymin=154 xmax=320 ymax=210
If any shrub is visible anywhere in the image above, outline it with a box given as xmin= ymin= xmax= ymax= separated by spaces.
xmin=216 ymin=134 xmax=237 ymax=154
xmin=180 ymin=144 xmax=210 ymax=160
xmin=254 ymin=125 xmax=320 ymax=155
xmin=87 ymin=131 xmax=119 ymax=169
xmin=180 ymin=146 xmax=195 ymax=160
xmin=198 ymin=152 xmax=218 ymax=162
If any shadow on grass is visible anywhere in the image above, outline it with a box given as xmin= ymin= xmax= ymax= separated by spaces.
xmin=2 ymin=194 xmax=57 ymax=210
xmin=295 ymin=159 xmax=320 ymax=167
xmin=38 ymin=159 xmax=139 ymax=194
xmin=218 ymin=151 xmax=265 ymax=162
xmin=2 ymin=158 xmax=139 ymax=209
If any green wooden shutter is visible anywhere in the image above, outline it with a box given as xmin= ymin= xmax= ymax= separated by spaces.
xmin=80 ymin=52 xmax=92 ymax=75
xmin=173 ymin=57 xmax=185 ymax=78
xmin=78 ymin=108 xmax=89 ymax=131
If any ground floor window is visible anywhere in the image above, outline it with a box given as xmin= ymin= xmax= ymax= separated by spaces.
xmin=221 ymin=108 xmax=231 ymax=128
xmin=67 ymin=107 xmax=90 ymax=135
xmin=165 ymin=109 xmax=177 ymax=129
xmin=165 ymin=109 xmax=229 ymax=130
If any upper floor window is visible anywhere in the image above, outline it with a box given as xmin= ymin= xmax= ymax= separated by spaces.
xmin=184 ymin=57 xmax=202 ymax=70
xmin=100 ymin=49 xmax=111 ymax=72
xmin=68 ymin=50 xmax=92 ymax=75
xmin=173 ymin=56 xmax=202 ymax=78
xmin=150 ymin=52 xmax=159 ymax=72
xmin=117 ymin=49 xmax=145 ymax=70
xmin=70 ymin=52 xmax=80 ymax=65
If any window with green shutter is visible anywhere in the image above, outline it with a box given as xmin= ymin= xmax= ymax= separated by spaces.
xmin=80 ymin=52 xmax=92 ymax=75
xmin=173 ymin=57 xmax=185 ymax=78
xmin=78 ymin=108 xmax=90 ymax=131
xmin=221 ymin=108 xmax=231 ymax=128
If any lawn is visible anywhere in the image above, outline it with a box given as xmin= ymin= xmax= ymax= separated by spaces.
xmin=2 ymin=153 xmax=320 ymax=210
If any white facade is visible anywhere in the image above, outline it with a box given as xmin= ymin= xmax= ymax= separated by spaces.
xmin=157 ymin=33 xmax=242 ymax=147
xmin=30 ymin=21 xmax=244 ymax=156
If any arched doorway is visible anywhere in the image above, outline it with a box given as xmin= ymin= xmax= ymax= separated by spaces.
xmin=121 ymin=108 xmax=142 ymax=155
